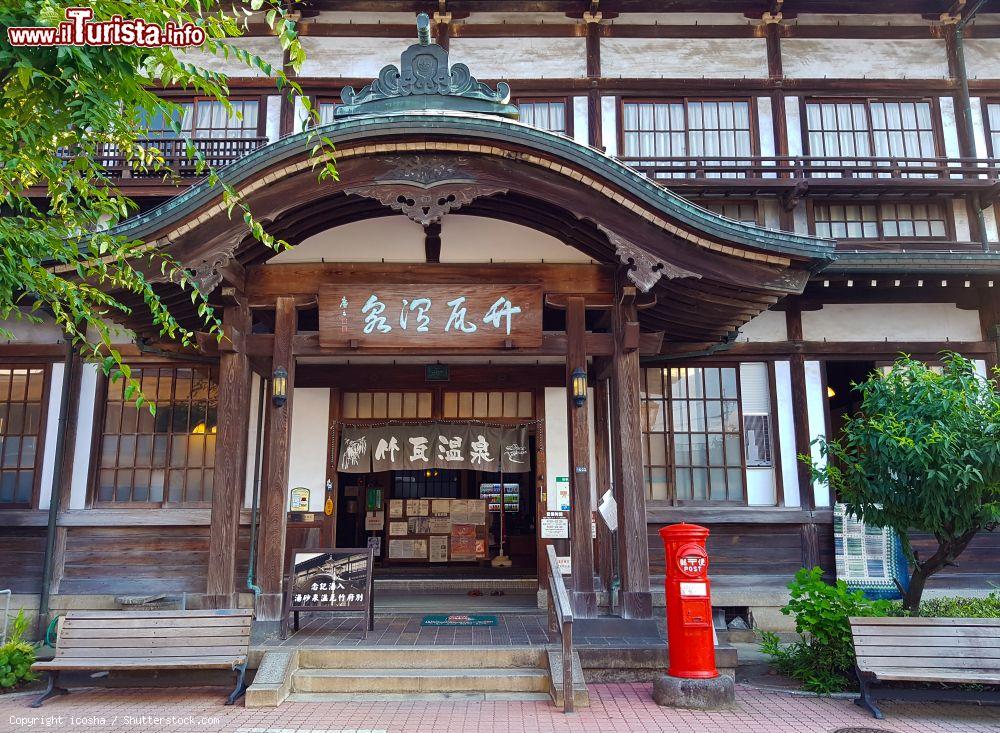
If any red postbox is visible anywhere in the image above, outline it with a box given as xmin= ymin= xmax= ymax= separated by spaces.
xmin=659 ymin=523 xmax=717 ymax=679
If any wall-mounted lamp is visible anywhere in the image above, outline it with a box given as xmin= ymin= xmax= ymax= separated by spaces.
xmin=272 ymin=366 xmax=288 ymax=408
xmin=827 ymin=385 xmax=836 ymax=399
xmin=571 ymin=367 xmax=588 ymax=408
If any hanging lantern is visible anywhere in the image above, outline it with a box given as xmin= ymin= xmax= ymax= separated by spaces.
xmin=571 ymin=367 xmax=588 ymax=408
xmin=272 ymin=366 xmax=288 ymax=407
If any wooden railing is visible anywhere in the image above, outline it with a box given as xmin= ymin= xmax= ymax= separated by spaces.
xmin=622 ymin=155 xmax=1000 ymax=182
xmin=66 ymin=136 xmax=268 ymax=178
xmin=546 ymin=544 xmax=574 ymax=713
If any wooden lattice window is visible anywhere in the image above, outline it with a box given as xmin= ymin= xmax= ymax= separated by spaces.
xmin=0 ymin=366 xmax=48 ymax=507
xmin=621 ymin=99 xmax=754 ymax=178
xmin=813 ymin=201 xmax=948 ymax=240
xmin=641 ymin=367 xmax=745 ymax=504
xmin=517 ymin=99 xmax=569 ymax=135
xmin=342 ymin=392 xmax=433 ymax=420
xmin=442 ymin=391 xmax=533 ymax=419
xmin=699 ymin=200 xmax=759 ymax=225
xmin=94 ymin=366 xmax=218 ymax=506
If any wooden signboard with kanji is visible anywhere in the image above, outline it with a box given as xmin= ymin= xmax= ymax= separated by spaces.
xmin=281 ymin=547 xmax=375 ymax=639
xmin=318 ymin=283 xmax=543 ymax=349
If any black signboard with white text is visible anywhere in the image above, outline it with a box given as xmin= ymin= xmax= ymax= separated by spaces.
xmin=281 ymin=548 xmax=375 ymax=639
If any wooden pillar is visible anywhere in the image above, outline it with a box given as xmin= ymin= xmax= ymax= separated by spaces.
xmin=206 ymin=297 xmax=252 ymax=608
xmin=585 ymin=14 xmax=603 ymax=150
xmin=787 ymin=305 xmax=819 ymax=568
xmin=324 ymin=388 xmax=341 ymax=547
xmin=593 ymin=374 xmax=615 ymax=593
xmin=565 ymin=296 xmax=597 ymax=617
xmin=765 ymin=17 xmax=795 ymax=232
xmin=609 ymin=284 xmax=653 ymax=619
xmin=979 ymin=288 xmax=1000 ymax=373
xmin=278 ymin=48 xmax=295 ymax=137
xmin=256 ymin=296 xmax=296 ymax=621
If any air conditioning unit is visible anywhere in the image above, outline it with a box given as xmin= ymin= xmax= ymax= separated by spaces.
xmin=744 ymin=413 xmax=772 ymax=467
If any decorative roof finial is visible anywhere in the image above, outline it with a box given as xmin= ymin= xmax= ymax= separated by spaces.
xmin=416 ymin=12 xmax=432 ymax=45
xmin=333 ymin=11 xmax=517 ymax=119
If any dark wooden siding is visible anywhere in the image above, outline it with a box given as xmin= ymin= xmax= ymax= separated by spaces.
xmin=0 ymin=527 xmax=46 ymax=594
xmin=910 ymin=530 xmax=1000 ymax=590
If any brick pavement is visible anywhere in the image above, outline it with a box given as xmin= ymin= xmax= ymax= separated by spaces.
xmin=2 ymin=682 xmax=998 ymax=733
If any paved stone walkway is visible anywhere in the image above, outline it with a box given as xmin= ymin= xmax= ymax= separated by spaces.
xmin=3 ymin=683 xmax=997 ymax=732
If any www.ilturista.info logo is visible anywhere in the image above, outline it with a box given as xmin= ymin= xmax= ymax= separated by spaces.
xmin=7 ymin=7 xmax=206 ymax=48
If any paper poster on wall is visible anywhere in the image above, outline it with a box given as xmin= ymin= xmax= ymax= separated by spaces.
xmin=408 ymin=517 xmax=430 ymax=534
xmin=389 ymin=500 xmax=404 ymax=519
xmin=431 ymin=499 xmax=451 ymax=514
xmin=389 ymin=521 xmax=408 ymax=536
xmin=450 ymin=524 xmax=478 ymax=560
xmin=364 ymin=512 xmax=384 ymax=531
xmin=540 ymin=515 xmax=569 ymax=539
xmin=428 ymin=517 xmax=451 ymax=534
xmin=367 ymin=536 xmax=381 ymax=557
xmin=407 ymin=498 xmax=430 ymax=516
xmin=557 ymin=556 xmax=572 ymax=575
xmin=429 ymin=535 xmax=448 ymax=562
xmin=411 ymin=539 xmax=428 ymax=559
xmin=548 ymin=476 xmax=570 ymax=512
xmin=388 ymin=539 xmax=411 ymax=558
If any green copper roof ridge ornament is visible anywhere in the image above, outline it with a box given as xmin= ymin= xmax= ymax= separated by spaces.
xmin=334 ymin=12 xmax=519 ymax=119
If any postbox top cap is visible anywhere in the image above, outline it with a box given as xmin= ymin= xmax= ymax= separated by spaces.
xmin=658 ymin=522 xmax=710 ymax=541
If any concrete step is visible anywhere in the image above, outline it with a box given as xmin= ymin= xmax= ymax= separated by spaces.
xmin=298 ymin=645 xmax=546 ymax=670
xmin=547 ymin=650 xmax=590 ymax=708
xmin=287 ymin=691 xmax=553 ymax=703
xmin=292 ymin=667 xmax=550 ymax=694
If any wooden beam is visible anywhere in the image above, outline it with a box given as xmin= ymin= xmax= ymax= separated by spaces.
xmin=786 ymin=305 xmax=818 ymax=542
xmin=205 ymin=300 xmax=252 ymax=609
xmin=565 ymin=296 xmax=597 ymax=618
xmin=609 ymin=277 xmax=653 ymax=619
xmin=586 ymin=15 xmax=602 ymax=150
xmin=256 ymin=296 xmax=296 ymax=622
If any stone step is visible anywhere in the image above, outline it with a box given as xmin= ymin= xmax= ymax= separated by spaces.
xmin=298 ymin=645 xmax=546 ymax=670
xmin=292 ymin=667 xmax=551 ymax=694
xmin=547 ymin=650 xmax=590 ymax=708
xmin=286 ymin=691 xmax=553 ymax=703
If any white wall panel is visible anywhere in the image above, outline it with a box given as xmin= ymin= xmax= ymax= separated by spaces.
xmin=300 ymin=37 xmax=409 ymax=78
xmin=449 ymin=38 xmax=586 ymax=78
xmin=738 ymin=309 xmax=787 ymax=342
xmin=773 ymin=361 xmax=800 ymax=508
xmin=287 ymin=388 xmax=330 ymax=512
xmin=572 ymin=96 xmax=589 ymax=146
xmin=180 ymin=37 xmax=283 ymax=78
xmin=782 ymin=39 xmax=948 ymax=79
xmin=544 ymin=387 xmax=570 ymax=512
xmin=601 ymin=96 xmax=618 ymax=155
xmin=601 ymin=38 xmax=767 ymax=78
xmin=805 ymin=361 xmax=830 ymax=508
xmin=265 ymin=95 xmax=281 ymax=143
xmin=37 ymin=363 xmax=64 ymax=510
xmin=69 ymin=364 xmax=99 ymax=510
xmin=802 ymin=303 xmax=982 ymax=342
xmin=964 ymin=40 xmax=1000 ymax=80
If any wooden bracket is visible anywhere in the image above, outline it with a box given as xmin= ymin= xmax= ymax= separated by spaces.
xmin=545 ymin=292 xmax=614 ymax=310
xmin=620 ymin=321 xmax=641 ymax=352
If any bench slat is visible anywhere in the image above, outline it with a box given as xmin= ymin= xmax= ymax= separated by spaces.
xmin=63 ymin=617 xmax=251 ymax=629
xmin=859 ymin=655 xmax=1000 ymax=671
xmin=60 ymin=626 xmax=250 ymax=640
xmin=59 ymin=636 xmax=249 ymax=649
xmin=850 ymin=616 xmax=1000 ymax=628
xmin=854 ymin=634 xmax=1000 ymax=649
xmin=856 ymin=646 xmax=1000 ymax=660
xmin=34 ymin=658 xmax=245 ymax=671
xmin=865 ymin=668 xmax=1000 ymax=685
xmin=62 ymin=610 xmax=252 ymax=619
xmin=55 ymin=646 xmax=250 ymax=659
xmin=852 ymin=626 xmax=1000 ymax=639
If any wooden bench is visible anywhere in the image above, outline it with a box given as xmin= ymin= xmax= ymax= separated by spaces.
xmin=30 ymin=608 xmax=253 ymax=708
xmin=850 ymin=616 xmax=1000 ymax=718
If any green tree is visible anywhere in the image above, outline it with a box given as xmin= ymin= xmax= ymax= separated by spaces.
xmin=0 ymin=1 xmax=335 ymax=407
xmin=811 ymin=353 xmax=1000 ymax=613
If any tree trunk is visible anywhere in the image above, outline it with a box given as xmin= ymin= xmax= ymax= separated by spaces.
xmin=901 ymin=529 xmax=979 ymax=613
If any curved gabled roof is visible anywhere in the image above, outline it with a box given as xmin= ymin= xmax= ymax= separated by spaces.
xmin=111 ymin=110 xmax=836 ymax=267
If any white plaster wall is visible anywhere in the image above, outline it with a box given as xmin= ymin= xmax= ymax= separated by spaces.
xmin=805 ymin=361 xmax=830 ymax=508
xmin=440 ymin=216 xmax=594 ymax=263
xmin=601 ymin=38 xmax=767 ymax=78
xmin=449 ymin=38 xmax=587 ymax=78
xmin=299 ymin=37 xmax=409 ymax=78
xmin=68 ymin=364 xmax=99 ymax=510
xmin=801 ymin=303 xmax=983 ymax=342
xmin=792 ymin=203 xmax=810 ymax=235
xmin=794 ymin=14 xmax=927 ymax=25
xmin=773 ymin=361 xmax=801 ymax=508
xmin=572 ymin=96 xmax=589 ymax=146
xmin=601 ymin=96 xmax=618 ymax=155
xmin=287 ymin=387 xmax=330 ymax=512
xmin=738 ymin=309 xmax=787 ymax=342
xmin=544 ymin=387 xmax=570 ymax=512
xmin=0 ymin=313 xmax=64 ymax=344
xmin=964 ymin=40 xmax=1000 ymax=80
xmin=179 ymin=37 xmax=283 ymax=78
xmin=244 ymin=372 xmax=263 ymax=509
xmin=971 ymin=97 xmax=990 ymax=158
xmin=781 ymin=39 xmax=948 ymax=79
xmin=985 ymin=206 xmax=1000 ymax=243
xmin=939 ymin=96 xmax=962 ymax=161
xmin=265 ymin=95 xmax=281 ymax=143
xmin=271 ymin=217 xmax=425 ymax=263
xmin=37 ymin=363 xmax=64 ymax=511
xmin=761 ymin=200 xmax=782 ymax=230
xmin=757 ymin=96 xmax=777 ymax=178
xmin=952 ymin=199 xmax=972 ymax=242
xmin=784 ymin=96 xmax=803 ymax=157
xmin=293 ymin=94 xmax=309 ymax=135
xmin=975 ymin=359 xmax=989 ymax=379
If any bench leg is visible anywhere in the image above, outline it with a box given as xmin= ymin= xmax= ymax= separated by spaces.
xmin=225 ymin=663 xmax=248 ymax=706
xmin=854 ymin=669 xmax=883 ymax=720
xmin=29 ymin=672 xmax=69 ymax=709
